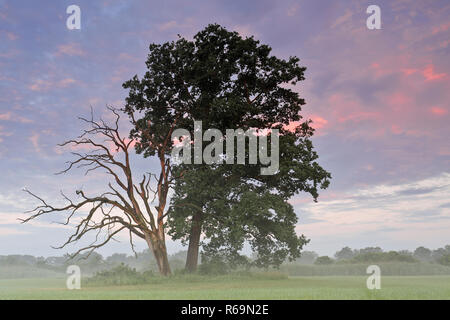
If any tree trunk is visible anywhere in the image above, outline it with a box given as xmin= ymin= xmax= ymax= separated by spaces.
xmin=185 ymin=212 xmax=202 ymax=273
xmin=145 ymin=233 xmax=172 ymax=276
xmin=153 ymin=241 xmax=171 ymax=276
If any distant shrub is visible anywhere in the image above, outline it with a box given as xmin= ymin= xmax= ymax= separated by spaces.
xmin=335 ymin=247 xmax=356 ymax=260
xmin=83 ymin=263 xmax=289 ymax=286
xmin=438 ymin=254 xmax=450 ymax=266
xmin=295 ymin=251 xmax=319 ymax=264
xmin=282 ymin=262 xmax=450 ymax=276
xmin=0 ymin=265 xmax=64 ymax=279
xmin=346 ymin=251 xmax=417 ymax=264
xmin=314 ymin=256 xmax=334 ymax=265
xmin=198 ymin=259 xmax=229 ymax=275
xmin=248 ymin=271 xmax=288 ymax=280
xmin=84 ymin=263 xmax=156 ymax=286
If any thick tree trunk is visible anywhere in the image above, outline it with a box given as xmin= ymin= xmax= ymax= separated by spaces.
xmin=153 ymin=241 xmax=171 ymax=276
xmin=185 ymin=212 xmax=202 ymax=273
xmin=145 ymin=233 xmax=172 ymax=276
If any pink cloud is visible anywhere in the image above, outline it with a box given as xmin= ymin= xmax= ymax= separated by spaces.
xmin=0 ymin=112 xmax=11 ymax=121
xmin=1 ymin=31 xmax=18 ymax=40
xmin=59 ymin=78 xmax=76 ymax=87
xmin=370 ymin=57 xmax=448 ymax=85
xmin=423 ymin=64 xmax=447 ymax=81
xmin=0 ymin=49 xmax=19 ymax=58
xmin=430 ymin=107 xmax=448 ymax=116
xmin=431 ymin=22 xmax=450 ymax=35
xmin=283 ymin=121 xmax=300 ymax=132
xmin=391 ymin=124 xmax=403 ymax=135
xmin=438 ymin=146 xmax=450 ymax=156
xmin=17 ymin=116 xmax=33 ymax=123
xmin=0 ymin=125 xmax=12 ymax=143
xmin=66 ymin=143 xmax=96 ymax=153
xmin=100 ymin=137 xmax=138 ymax=155
xmin=371 ymin=59 xmax=424 ymax=80
xmin=315 ymin=87 xmax=441 ymax=140
xmin=426 ymin=39 xmax=450 ymax=52
xmin=370 ymin=62 xmax=395 ymax=78
xmin=123 ymin=138 xmax=137 ymax=150
xmin=29 ymin=133 xmax=41 ymax=153
xmin=29 ymin=78 xmax=77 ymax=92
xmin=328 ymin=94 xmax=379 ymax=124
xmin=58 ymin=135 xmax=138 ymax=155
xmin=110 ymin=76 xmax=122 ymax=83
xmin=338 ymin=112 xmax=379 ymax=123
xmin=401 ymin=68 xmax=418 ymax=76
xmin=0 ymin=111 xmax=32 ymax=123
xmin=233 ymin=25 xmax=257 ymax=38
xmin=117 ymin=53 xmax=139 ymax=62
xmin=310 ymin=116 xmax=328 ymax=130
xmin=29 ymin=79 xmax=51 ymax=92
xmin=56 ymin=43 xmax=86 ymax=57
xmin=283 ymin=117 xmax=328 ymax=135
xmin=331 ymin=9 xmax=353 ymax=29
xmin=287 ymin=4 xmax=300 ymax=17
xmin=387 ymin=92 xmax=410 ymax=107
xmin=158 ymin=21 xmax=177 ymax=31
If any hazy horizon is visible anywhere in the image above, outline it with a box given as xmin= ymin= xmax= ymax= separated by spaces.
xmin=1 ymin=0 xmax=449 ymax=258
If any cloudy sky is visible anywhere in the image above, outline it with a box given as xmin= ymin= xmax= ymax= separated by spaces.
xmin=0 ymin=0 xmax=449 ymax=257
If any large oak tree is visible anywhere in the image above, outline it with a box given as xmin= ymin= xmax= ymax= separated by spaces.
xmin=123 ymin=24 xmax=331 ymax=272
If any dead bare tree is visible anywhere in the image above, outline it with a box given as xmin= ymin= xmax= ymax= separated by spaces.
xmin=21 ymin=107 xmax=178 ymax=276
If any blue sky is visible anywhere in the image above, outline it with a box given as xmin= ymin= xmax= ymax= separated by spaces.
xmin=0 ymin=0 xmax=449 ymax=257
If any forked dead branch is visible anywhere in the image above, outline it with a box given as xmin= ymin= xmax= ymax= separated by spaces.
xmin=21 ymin=107 xmax=175 ymax=276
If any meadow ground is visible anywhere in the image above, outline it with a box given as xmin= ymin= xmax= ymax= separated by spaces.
xmin=0 ymin=275 xmax=449 ymax=300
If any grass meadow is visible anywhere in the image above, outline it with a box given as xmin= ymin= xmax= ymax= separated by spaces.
xmin=1 ymin=262 xmax=449 ymax=299
xmin=1 ymin=274 xmax=449 ymax=300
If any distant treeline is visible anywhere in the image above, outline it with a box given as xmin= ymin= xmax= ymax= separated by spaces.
xmin=0 ymin=250 xmax=188 ymax=275
xmin=1 ymin=245 xmax=450 ymax=277
xmin=296 ymin=245 xmax=450 ymax=266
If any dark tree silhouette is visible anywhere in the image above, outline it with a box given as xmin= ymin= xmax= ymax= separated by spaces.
xmin=123 ymin=24 xmax=331 ymax=272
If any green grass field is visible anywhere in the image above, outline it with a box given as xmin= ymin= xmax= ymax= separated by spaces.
xmin=1 ymin=275 xmax=449 ymax=300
